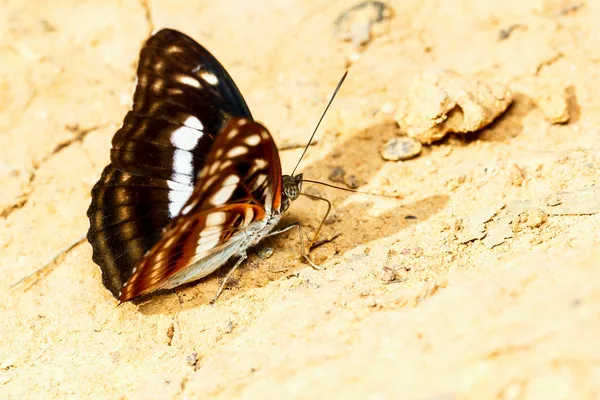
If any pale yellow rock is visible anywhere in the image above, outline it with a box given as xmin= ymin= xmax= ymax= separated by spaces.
xmin=512 ymin=78 xmax=571 ymax=124
xmin=396 ymin=69 xmax=513 ymax=144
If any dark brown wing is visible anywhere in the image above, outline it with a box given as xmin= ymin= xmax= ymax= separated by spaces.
xmin=110 ymin=28 xmax=252 ymax=184
xmin=119 ymin=118 xmax=283 ymax=301
xmin=87 ymin=167 xmax=191 ymax=294
xmin=87 ymin=29 xmax=252 ymax=298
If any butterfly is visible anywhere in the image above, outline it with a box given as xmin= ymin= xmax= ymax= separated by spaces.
xmin=86 ymin=28 xmax=337 ymax=303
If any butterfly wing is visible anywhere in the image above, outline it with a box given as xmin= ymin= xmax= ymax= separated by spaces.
xmin=111 ymin=28 xmax=252 ymax=184
xmin=119 ymin=118 xmax=283 ymax=302
xmin=87 ymin=29 xmax=252 ymax=298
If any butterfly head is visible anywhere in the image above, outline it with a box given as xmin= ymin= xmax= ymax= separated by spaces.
xmin=281 ymin=173 xmax=303 ymax=212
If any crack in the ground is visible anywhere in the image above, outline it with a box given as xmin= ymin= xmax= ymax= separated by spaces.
xmin=534 ymin=52 xmax=564 ymax=76
xmin=0 ymin=124 xmax=104 ymax=219
xmin=11 ymin=234 xmax=87 ymax=290
xmin=139 ymin=0 xmax=155 ymax=37
xmin=0 ymin=171 xmax=35 ymax=218
xmin=51 ymin=124 xmax=102 ymax=156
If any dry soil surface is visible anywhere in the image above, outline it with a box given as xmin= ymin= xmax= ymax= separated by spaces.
xmin=2 ymin=0 xmax=600 ymax=399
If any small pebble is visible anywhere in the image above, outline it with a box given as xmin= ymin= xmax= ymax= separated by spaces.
xmin=257 ymin=246 xmax=274 ymax=259
xmin=380 ymin=266 xmax=396 ymax=283
xmin=344 ymin=174 xmax=360 ymax=189
xmin=381 ymin=137 xmax=422 ymax=161
xmin=328 ymin=166 xmax=362 ymax=189
xmin=223 ymin=320 xmax=234 ymax=334
xmin=497 ymin=24 xmax=520 ymax=41
xmin=186 ymin=353 xmax=198 ymax=367
xmin=523 ymin=209 xmax=547 ymax=228
xmin=509 ymin=164 xmax=525 ymax=186
xmin=328 ymin=165 xmax=346 ymax=183
xmin=413 ymin=247 xmax=424 ymax=257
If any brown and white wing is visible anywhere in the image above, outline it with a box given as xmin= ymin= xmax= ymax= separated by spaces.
xmin=87 ymin=29 xmax=253 ymax=298
xmin=119 ymin=204 xmax=264 ymax=301
xmin=118 ymin=118 xmax=283 ymax=301
xmin=87 ymin=166 xmax=191 ymax=295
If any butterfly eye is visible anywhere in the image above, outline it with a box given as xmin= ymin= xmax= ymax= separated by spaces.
xmin=295 ymin=173 xmax=303 ymax=192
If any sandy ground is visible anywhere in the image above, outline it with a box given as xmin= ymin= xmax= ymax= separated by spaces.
xmin=2 ymin=0 xmax=600 ymax=398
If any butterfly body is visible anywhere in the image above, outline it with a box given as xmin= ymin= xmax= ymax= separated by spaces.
xmin=87 ymin=29 xmax=305 ymax=302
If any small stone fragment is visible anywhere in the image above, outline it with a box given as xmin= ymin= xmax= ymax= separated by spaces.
xmin=446 ymin=174 xmax=467 ymax=191
xmin=166 ymin=324 xmax=175 ymax=346
xmin=536 ymin=91 xmax=570 ymax=124
xmin=526 ymin=82 xmax=571 ymax=124
xmin=380 ymin=137 xmax=422 ymax=161
xmin=328 ymin=166 xmax=360 ymax=189
xmin=380 ymin=266 xmax=396 ymax=283
xmin=523 ymin=209 xmax=548 ymax=228
xmin=223 ymin=320 xmax=234 ymax=334
xmin=510 ymin=78 xmax=571 ymax=124
xmin=510 ymin=209 xmax=548 ymax=232
xmin=344 ymin=174 xmax=361 ymax=189
xmin=328 ymin=166 xmax=346 ymax=183
xmin=186 ymin=353 xmax=198 ymax=367
xmin=395 ymin=69 xmax=513 ymax=144
xmin=334 ymin=1 xmax=394 ymax=47
xmin=509 ymin=163 xmax=525 ymax=186
xmin=497 ymin=24 xmax=521 ymax=41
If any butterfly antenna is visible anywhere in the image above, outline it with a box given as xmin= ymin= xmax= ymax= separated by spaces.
xmin=291 ymin=70 xmax=348 ymax=177
xmin=302 ymin=179 xmax=403 ymax=199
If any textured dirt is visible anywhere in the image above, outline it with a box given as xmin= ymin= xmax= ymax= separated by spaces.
xmin=2 ymin=0 xmax=600 ymax=398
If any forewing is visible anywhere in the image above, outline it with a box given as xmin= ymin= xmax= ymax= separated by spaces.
xmin=112 ymin=28 xmax=252 ymax=184
xmin=118 ymin=118 xmax=283 ymax=301
xmin=87 ymin=29 xmax=252 ymax=298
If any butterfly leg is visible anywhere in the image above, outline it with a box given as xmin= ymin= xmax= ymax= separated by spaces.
xmin=210 ymin=252 xmax=248 ymax=304
xmin=268 ymin=222 xmax=322 ymax=271
xmin=299 ymin=193 xmax=332 ymax=249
